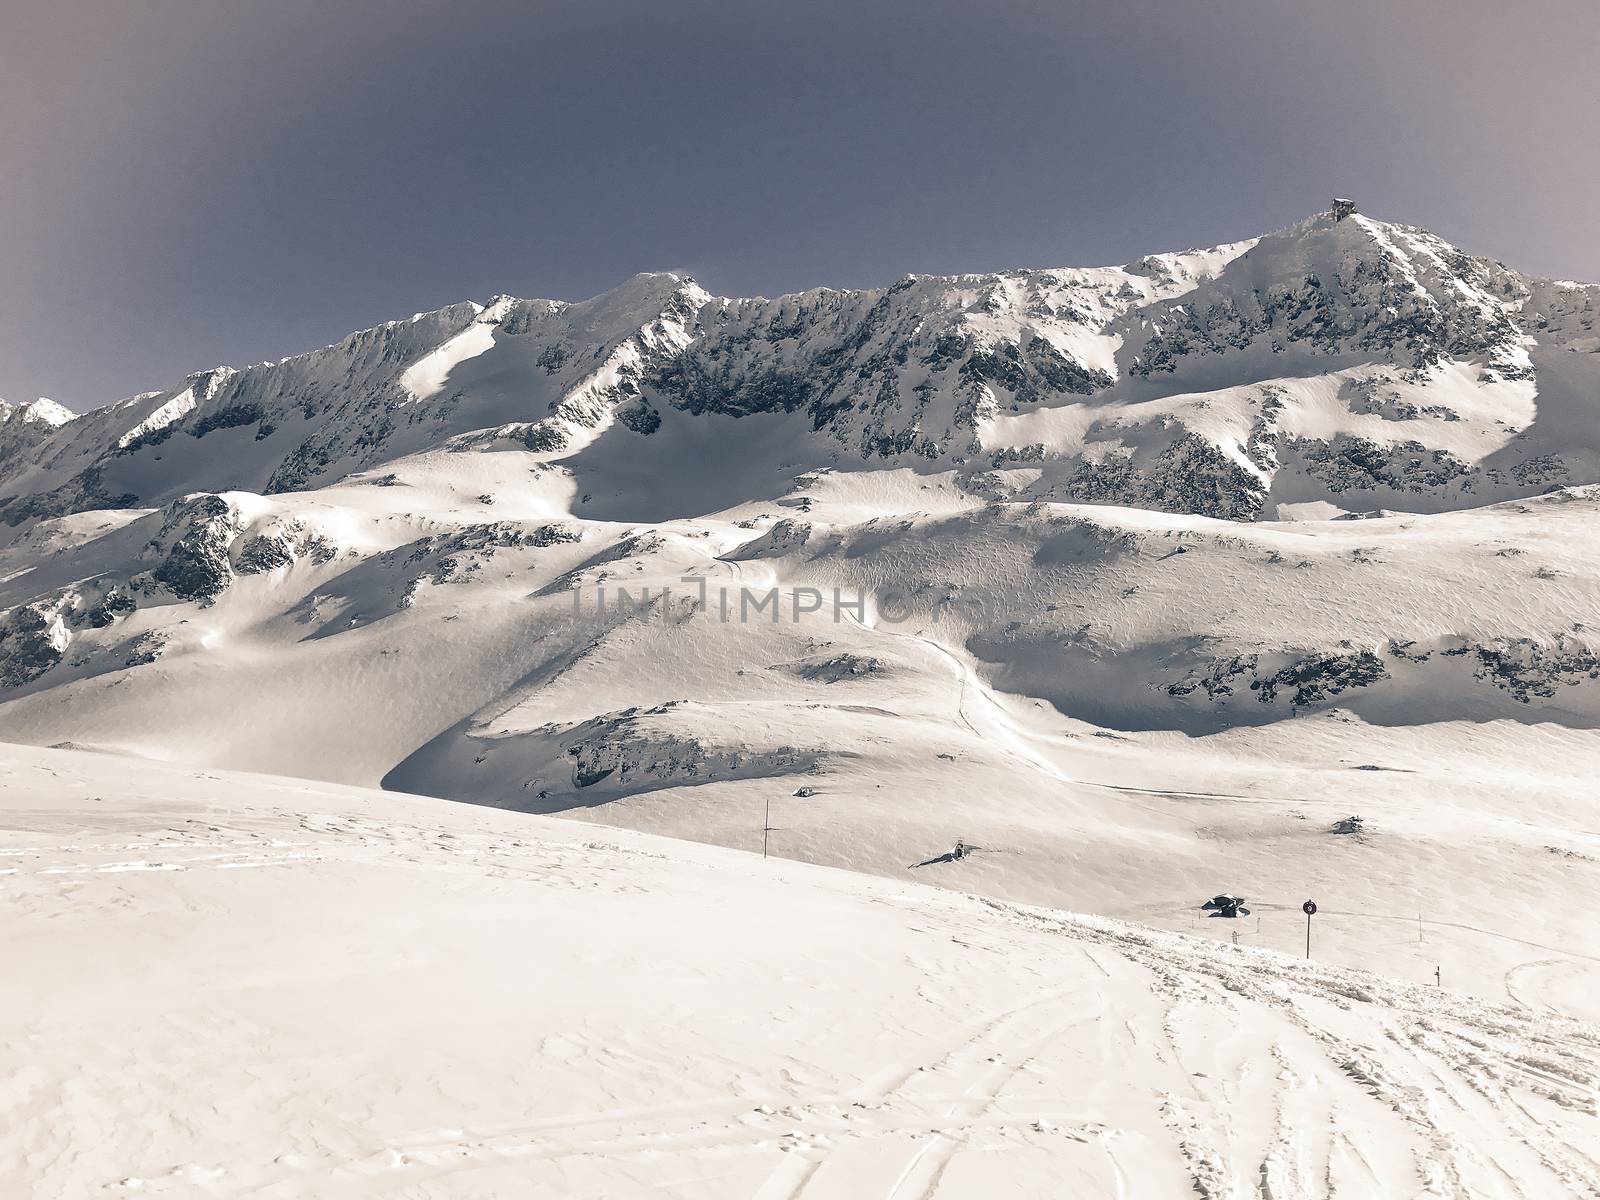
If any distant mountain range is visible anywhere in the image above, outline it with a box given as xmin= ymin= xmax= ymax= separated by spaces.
xmin=3 ymin=206 xmax=1596 ymax=527
xmin=1 ymin=206 xmax=1597 ymax=973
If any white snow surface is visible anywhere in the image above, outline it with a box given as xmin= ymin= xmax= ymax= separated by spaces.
xmin=3 ymin=209 xmax=1600 ymax=1195
xmin=2 ymin=743 xmax=1596 ymax=1200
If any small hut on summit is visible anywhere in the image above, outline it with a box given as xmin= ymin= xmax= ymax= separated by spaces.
xmin=1332 ymin=197 xmax=1358 ymax=221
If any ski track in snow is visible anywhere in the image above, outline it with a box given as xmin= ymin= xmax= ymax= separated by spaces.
xmin=3 ymin=746 xmax=1597 ymax=1199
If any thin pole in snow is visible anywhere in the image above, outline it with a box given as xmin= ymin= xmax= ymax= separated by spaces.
xmin=763 ymin=795 xmax=770 ymax=860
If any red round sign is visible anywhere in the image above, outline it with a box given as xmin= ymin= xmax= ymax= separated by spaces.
xmin=1303 ymin=900 xmax=1317 ymax=915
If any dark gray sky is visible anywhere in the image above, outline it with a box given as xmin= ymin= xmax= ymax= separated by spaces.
xmin=3 ymin=0 xmax=1597 ymax=410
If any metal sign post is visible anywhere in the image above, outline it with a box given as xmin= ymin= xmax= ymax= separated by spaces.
xmin=1303 ymin=900 xmax=1317 ymax=959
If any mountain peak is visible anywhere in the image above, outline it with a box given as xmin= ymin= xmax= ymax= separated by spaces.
xmin=0 ymin=398 xmax=75 ymax=428
xmin=566 ymin=271 xmax=711 ymax=332
xmin=594 ymin=270 xmax=704 ymax=305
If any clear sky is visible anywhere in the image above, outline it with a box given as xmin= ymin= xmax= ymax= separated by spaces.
xmin=3 ymin=0 xmax=1597 ymax=410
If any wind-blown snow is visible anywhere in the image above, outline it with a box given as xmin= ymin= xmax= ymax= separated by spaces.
xmin=2 ymin=744 xmax=1595 ymax=1199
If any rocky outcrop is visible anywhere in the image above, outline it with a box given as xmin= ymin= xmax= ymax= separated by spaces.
xmin=1445 ymin=637 xmax=1600 ymax=704
xmin=83 ymin=587 xmax=137 ymax=628
xmin=642 ymin=274 xmax=1123 ymax=461
xmin=0 ymin=603 xmax=70 ymax=687
xmin=1250 ymin=650 xmax=1389 ymax=706
xmin=788 ymin=653 xmax=884 ymax=683
xmin=234 ymin=520 xmax=337 ymax=574
xmin=393 ymin=522 xmax=582 ymax=605
xmin=1165 ymin=648 xmax=1388 ymax=709
xmin=145 ymin=495 xmax=243 ymax=602
xmin=724 ymin=519 xmax=812 ymax=560
xmin=1061 ymin=434 xmax=1266 ymax=520
xmin=1165 ymin=635 xmax=1600 ymax=715
xmin=557 ymin=705 xmax=818 ymax=794
xmin=1286 ymin=435 xmax=1473 ymax=496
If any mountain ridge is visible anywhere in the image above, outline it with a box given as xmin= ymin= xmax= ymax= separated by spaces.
xmin=8 ymin=206 xmax=1592 ymax=529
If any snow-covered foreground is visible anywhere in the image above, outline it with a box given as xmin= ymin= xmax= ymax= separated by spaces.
xmin=3 ymin=744 xmax=1596 ymax=1199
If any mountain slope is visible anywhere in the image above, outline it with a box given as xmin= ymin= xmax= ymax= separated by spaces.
xmin=3 ymin=744 xmax=1596 ymax=1199
xmin=3 ymin=207 xmax=1597 ymax=526
xmin=1 ymin=206 xmax=1598 ymax=1030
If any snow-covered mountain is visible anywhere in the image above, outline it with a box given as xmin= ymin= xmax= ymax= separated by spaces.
xmin=4 ymin=207 xmax=1597 ymax=526
xmin=2 ymin=204 xmax=1599 ymax=1031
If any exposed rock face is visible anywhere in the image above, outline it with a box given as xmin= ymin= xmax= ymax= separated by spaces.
xmin=615 ymin=400 xmax=661 ymax=435
xmin=234 ymin=520 xmax=336 ymax=574
xmin=1126 ymin=214 xmax=1525 ymax=377
xmin=146 ymin=495 xmax=243 ymax=602
xmin=0 ymin=210 xmax=1597 ymax=538
xmin=1165 ymin=654 xmax=1259 ymax=702
xmin=1447 ymin=637 xmax=1600 ymax=703
xmin=0 ymin=604 xmax=70 ymax=687
xmin=114 ymin=368 xmax=241 ymax=454
xmin=527 ymin=523 xmax=583 ymax=548
xmin=0 ymin=495 xmax=352 ymax=690
xmin=1164 ymin=650 xmax=1388 ymax=708
xmin=0 ymin=466 xmax=140 ymax=527
xmin=122 ymin=631 xmax=168 ymax=668
xmin=725 ymin=519 xmax=813 ymax=560
xmin=790 ymin=654 xmax=884 ymax=683
xmin=1286 ymin=436 xmax=1473 ymax=496
xmin=136 ymin=497 xmax=342 ymax=600
xmin=235 ymin=533 xmax=297 ymax=574
xmin=1061 ymin=434 xmax=1266 ymax=520
xmin=556 ymin=706 xmax=819 ymax=795
xmin=1250 ymin=650 xmax=1389 ymax=706
xmin=1160 ymin=633 xmax=1600 ymax=717
xmin=83 ymin=588 xmax=137 ymax=628
xmin=393 ymin=522 xmax=583 ymax=606
xmin=641 ymin=272 xmax=1131 ymax=461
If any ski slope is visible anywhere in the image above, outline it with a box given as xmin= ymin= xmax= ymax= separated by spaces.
xmin=2 ymin=743 xmax=1596 ymax=1199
